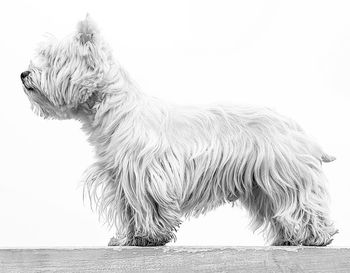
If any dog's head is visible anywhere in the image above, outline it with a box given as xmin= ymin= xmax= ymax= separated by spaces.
xmin=21 ymin=15 xmax=114 ymax=120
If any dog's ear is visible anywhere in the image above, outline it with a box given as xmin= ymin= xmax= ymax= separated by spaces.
xmin=75 ymin=14 xmax=105 ymax=70
xmin=76 ymin=14 xmax=100 ymax=45
xmin=70 ymin=15 xmax=110 ymax=108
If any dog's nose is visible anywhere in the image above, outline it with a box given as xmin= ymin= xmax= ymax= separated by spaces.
xmin=20 ymin=71 xmax=30 ymax=81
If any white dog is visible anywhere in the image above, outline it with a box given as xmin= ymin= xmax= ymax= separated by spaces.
xmin=21 ymin=15 xmax=337 ymax=246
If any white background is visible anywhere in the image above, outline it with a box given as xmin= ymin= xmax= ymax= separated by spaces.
xmin=0 ymin=0 xmax=349 ymax=247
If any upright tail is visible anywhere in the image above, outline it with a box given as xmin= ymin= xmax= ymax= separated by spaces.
xmin=321 ymin=153 xmax=336 ymax=163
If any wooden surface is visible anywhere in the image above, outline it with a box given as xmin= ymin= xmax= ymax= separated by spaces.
xmin=0 ymin=246 xmax=349 ymax=273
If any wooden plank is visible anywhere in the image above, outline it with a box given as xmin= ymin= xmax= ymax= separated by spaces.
xmin=0 ymin=247 xmax=349 ymax=273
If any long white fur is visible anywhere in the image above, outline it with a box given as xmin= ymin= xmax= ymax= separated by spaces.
xmin=22 ymin=15 xmax=337 ymax=246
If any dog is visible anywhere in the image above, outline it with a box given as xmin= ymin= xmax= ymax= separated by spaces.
xmin=21 ymin=15 xmax=337 ymax=246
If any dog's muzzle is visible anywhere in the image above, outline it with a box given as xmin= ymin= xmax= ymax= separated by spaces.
xmin=21 ymin=71 xmax=34 ymax=91
xmin=21 ymin=71 xmax=31 ymax=82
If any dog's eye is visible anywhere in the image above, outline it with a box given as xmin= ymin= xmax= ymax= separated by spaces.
xmin=27 ymin=87 xmax=34 ymax=91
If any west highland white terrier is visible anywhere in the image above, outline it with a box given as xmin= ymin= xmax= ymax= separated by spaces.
xmin=21 ymin=15 xmax=337 ymax=246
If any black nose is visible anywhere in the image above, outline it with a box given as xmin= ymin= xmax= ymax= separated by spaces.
xmin=21 ymin=71 xmax=30 ymax=81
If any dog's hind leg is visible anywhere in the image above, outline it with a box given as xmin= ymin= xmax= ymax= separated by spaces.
xmin=241 ymin=153 xmax=337 ymax=246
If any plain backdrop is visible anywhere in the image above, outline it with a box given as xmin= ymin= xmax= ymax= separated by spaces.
xmin=0 ymin=0 xmax=349 ymax=247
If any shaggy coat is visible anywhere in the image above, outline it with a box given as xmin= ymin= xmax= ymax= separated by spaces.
xmin=22 ymin=16 xmax=337 ymax=246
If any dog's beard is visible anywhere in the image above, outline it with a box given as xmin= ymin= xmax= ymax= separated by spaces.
xmin=23 ymin=85 xmax=68 ymax=119
xmin=22 ymin=80 xmax=35 ymax=92
xmin=25 ymin=92 xmax=52 ymax=118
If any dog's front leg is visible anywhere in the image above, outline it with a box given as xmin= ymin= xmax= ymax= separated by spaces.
xmin=107 ymin=204 xmax=136 ymax=246
xmin=107 ymin=150 xmax=182 ymax=246
xmin=112 ymin=200 xmax=181 ymax=246
xmin=108 ymin=193 xmax=181 ymax=246
xmin=108 ymin=202 xmax=181 ymax=247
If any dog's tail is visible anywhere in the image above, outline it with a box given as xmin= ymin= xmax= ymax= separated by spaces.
xmin=321 ymin=153 xmax=336 ymax=163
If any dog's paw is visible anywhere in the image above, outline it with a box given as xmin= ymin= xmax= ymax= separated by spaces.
xmin=302 ymin=229 xmax=339 ymax=247
xmin=108 ymin=237 xmax=119 ymax=246
xmin=131 ymin=236 xmax=167 ymax=247
xmin=272 ymin=240 xmax=299 ymax=246
xmin=108 ymin=236 xmax=127 ymax=246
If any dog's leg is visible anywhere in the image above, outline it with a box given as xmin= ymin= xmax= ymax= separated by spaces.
xmin=269 ymin=206 xmax=338 ymax=246
xmin=238 ymin=135 xmax=338 ymax=246
xmin=276 ymin=186 xmax=338 ymax=247
xmin=127 ymin=197 xmax=182 ymax=246
xmin=242 ymin=177 xmax=337 ymax=246
xmin=108 ymin=204 xmax=137 ymax=246
xmin=108 ymin=197 xmax=181 ymax=246
xmin=270 ymin=171 xmax=338 ymax=246
xmin=105 ymin=152 xmax=183 ymax=247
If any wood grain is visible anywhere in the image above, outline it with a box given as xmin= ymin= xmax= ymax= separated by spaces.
xmin=0 ymin=246 xmax=349 ymax=273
